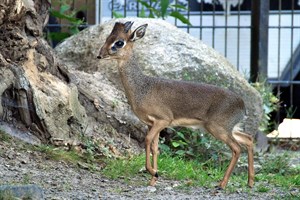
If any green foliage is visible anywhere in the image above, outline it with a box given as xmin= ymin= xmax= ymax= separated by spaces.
xmin=285 ymin=105 xmax=297 ymax=118
xmin=256 ymin=184 xmax=270 ymax=192
xmin=159 ymin=128 xmax=228 ymax=163
xmin=113 ymin=0 xmax=192 ymax=26
xmin=0 ymin=190 xmax=15 ymax=200
xmin=0 ymin=129 xmax=12 ymax=143
xmin=258 ymin=153 xmax=290 ymax=175
xmin=32 ymin=125 xmax=123 ymax=171
xmin=112 ymin=11 xmax=124 ymax=19
xmin=78 ymin=125 xmax=95 ymax=163
xmin=256 ymin=153 xmax=300 ymax=190
xmin=80 ymin=135 xmax=97 ymax=164
xmin=251 ymin=80 xmax=280 ymax=133
xmin=33 ymin=141 xmax=106 ymax=172
xmin=47 ymin=0 xmax=84 ymax=43
xmin=22 ymin=173 xmax=32 ymax=184
xmin=34 ymin=145 xmax=82 ymax=162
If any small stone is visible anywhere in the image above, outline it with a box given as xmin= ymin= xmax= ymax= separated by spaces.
xmin=51 ymin=182 xmax=58 ymax=187
xmin=0 ymin=184 xmax=44 ymax=200
xmin=165 ymin=186 xmax=173 ymax=191
xmin=20 ymin=159 xmax=28 ymax=164
xmin=6 ymin=151 xmax=15 ymax=159
xmin=172 ymin=183 xmax=179 ymax=187
xmin=146 ymin=186 xmax=157 ymax=192
xmin=77 ymin=162 xmax=89 ymax=170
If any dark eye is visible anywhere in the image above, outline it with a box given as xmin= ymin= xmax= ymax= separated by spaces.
xmin=115 ymin=40 xmax=124 ymax=48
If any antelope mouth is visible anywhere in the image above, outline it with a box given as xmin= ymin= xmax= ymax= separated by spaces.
xmin=97 ymin=55 xmax=110 ymax=60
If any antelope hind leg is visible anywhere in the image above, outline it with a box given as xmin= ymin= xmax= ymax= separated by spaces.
xmin=233 ymin=131 xmax=255 ymax=187
xmin=205 ymin=123 xmax=242 ymax=189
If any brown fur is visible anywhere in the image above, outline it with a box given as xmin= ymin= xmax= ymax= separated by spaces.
xmin=97 ymin=21 xmax=254 ymax=189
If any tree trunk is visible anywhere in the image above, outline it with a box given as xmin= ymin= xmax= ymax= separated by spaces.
xmin=0 ymin=0 xmax=86 ymax=143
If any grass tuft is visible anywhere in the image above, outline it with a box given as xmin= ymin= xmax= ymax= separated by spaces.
xmin=33 ymin=145 xmax=81 ymax=162
xmin=0 ymin=129 xmax=13 ymax=142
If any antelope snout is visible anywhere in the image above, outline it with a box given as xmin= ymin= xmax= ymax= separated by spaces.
xmin=97 ymin=47 xmax=105 ymax=59
xmin=97 ymin=48 xmax=109 ymax=59
xmin=97 ymin=55 xmax=110 ymax=60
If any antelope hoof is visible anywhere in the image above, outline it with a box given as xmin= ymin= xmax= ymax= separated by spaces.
xmin=248 ymin=181 xmax=254 ymax=188
xmin=216 ymin=181 xmax=226 ymax=190
xmin=215 ymin=185 xmax=224 ymax=190
xmin=149 ymin=172 xmax=158 ymax=186
xmin=149 ymin=176 xmax=158 ymax=186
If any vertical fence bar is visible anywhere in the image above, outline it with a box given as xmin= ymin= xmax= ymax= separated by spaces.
xmin=276 ymin=0 xmax=282 ymax=121
xmin=200 ymin=0 xmax=203 ymax=40
xmin=95 ymin=0 xmax=100 ymax=24
xmin=224 ymin=0 xmax=228 ymax=57
xmin=237 ymin=0 xmax=241 ymax=71
xmin=212 ymin=1 xmax=215 ymax=48
xmin=137 ymin=0 xmax=139 ymax=17
xmin=187 ymin=0 xmax=190 ymax=33
xmin=85 ymin=0 xmax=88 ymax=20
xmin=290 ymin=0 xmax=295 ymax=107
xmin=175 ymin=0 xmax=178 ymax=29
xmin=124 ymin=0 xmax=127 ymax=17
xmin=250 ymin=0 xmax=270 ymax=82
xmin=111 ymin=0 xmax=114 ymax=18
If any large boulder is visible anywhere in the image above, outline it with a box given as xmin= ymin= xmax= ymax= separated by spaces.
xmin=55 ymin=18 xmax=263 ymax=142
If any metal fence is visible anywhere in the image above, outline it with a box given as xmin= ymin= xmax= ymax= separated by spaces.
xmin=47 ymin=0 xmax=300 ymax=122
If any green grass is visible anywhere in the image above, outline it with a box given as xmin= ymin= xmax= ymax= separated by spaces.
xmin=255 ymin=171 xmax=300 ymax=189
xmin=255 ymin=152 xmax=300 ymax=190
xmin=102 ymin=154 xmax=145 ymax=180
xmin=0 ymin=190 xmax=15 ymax=200
xmin=102 ymin=152 xmax=300 ymax=193
xmin=0 ymin=129 xmax=106 ymax=172
xmin=30 ymin=144 xmax=106 ymax=172
xmin=33 ymin=145 xmax=82 ymax=162
xmin=103 ymin=153 xmax=229 ymax=187
xmin=0 ymin=129 xmax=13 ymax=142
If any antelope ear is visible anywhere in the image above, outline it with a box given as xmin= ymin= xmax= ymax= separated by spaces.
xmin=130 ymin=24 xmax=148 ymax=41
xmin=124 ymin=21 xmax=134 ymax=33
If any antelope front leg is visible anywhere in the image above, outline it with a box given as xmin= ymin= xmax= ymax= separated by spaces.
xmin=145 ymin=120 xmax=168 ymax=186
xmin=149 ymin=132 xmax=160 ymax=186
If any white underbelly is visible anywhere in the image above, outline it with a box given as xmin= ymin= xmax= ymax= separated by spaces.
xmin=146 ymin=115 xmax=205 ymax=129
xmin=169 ymin=118 xmax=205 ymax=129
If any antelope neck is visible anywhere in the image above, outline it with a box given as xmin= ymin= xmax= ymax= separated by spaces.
xmin=117 ymin=53 xmax=151 ymax=105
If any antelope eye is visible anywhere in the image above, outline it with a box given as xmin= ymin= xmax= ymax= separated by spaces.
xmin=115 ymin=40 xmax=124 ymax=47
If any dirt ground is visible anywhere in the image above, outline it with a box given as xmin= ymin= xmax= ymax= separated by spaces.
xmin=0 ymin=134 xmax=299 ymax=200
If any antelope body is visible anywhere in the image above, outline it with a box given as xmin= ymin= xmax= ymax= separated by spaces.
xmin=97 ymin=21 xmax=254 ymax=189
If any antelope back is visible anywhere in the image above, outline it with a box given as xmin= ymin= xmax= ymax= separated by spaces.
xmin=97 ymin=21 xmax=148 ymax=60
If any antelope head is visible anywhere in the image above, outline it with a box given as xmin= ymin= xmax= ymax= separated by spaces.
xmin=97 ymin=21 xmax=148 ymax=60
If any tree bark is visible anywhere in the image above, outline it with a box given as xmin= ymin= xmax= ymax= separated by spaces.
xmin=0 ymin=0 xmax=83 ymax=143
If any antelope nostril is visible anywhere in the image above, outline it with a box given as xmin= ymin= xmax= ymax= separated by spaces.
xmin=97 ymin=55 xmax=102 ymax=59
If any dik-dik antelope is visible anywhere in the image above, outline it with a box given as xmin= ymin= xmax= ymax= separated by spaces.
xmin=97 ymin=21 xmax=254 ymax=189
